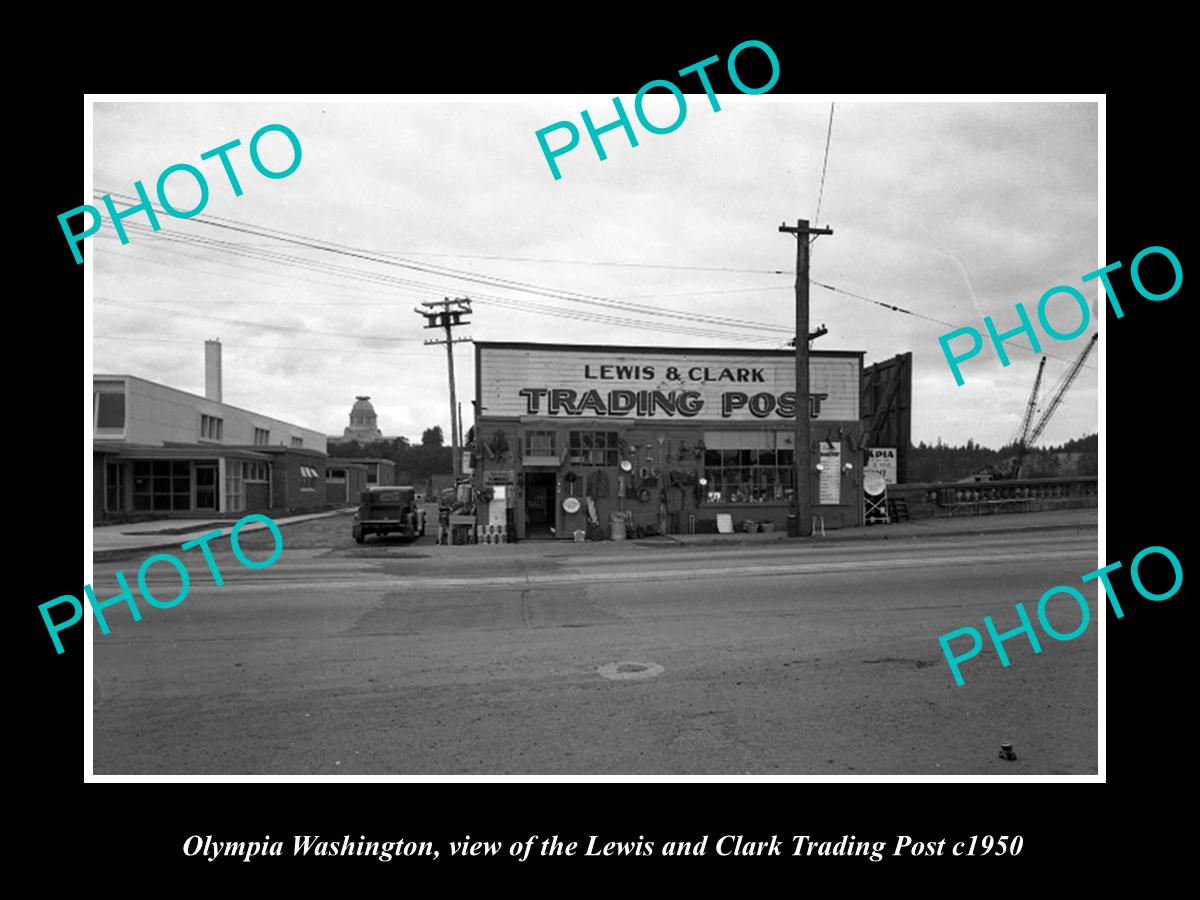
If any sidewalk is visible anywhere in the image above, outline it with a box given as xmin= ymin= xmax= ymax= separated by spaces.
xmin=391 ymin=507 xmax=1098 ymax=560
xmin=662 ymin=507 xmax=1097 ymax=547
xmin=92 ymin=508 xmax=355 ymax=555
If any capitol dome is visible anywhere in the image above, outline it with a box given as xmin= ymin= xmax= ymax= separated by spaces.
xmin=343 ymin=395 xmax=383 ymax=440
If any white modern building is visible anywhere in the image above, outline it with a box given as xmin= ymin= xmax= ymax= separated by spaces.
xmin=93 ymin=340 xmax=329 ymax=518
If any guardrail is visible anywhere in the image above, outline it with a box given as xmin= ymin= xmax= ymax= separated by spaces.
xmin=887 ymin=476 xmax=1097 ymax=520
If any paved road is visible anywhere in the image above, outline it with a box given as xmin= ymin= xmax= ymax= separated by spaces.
xmin=91 ymin=520 xmax=1098 ymax=775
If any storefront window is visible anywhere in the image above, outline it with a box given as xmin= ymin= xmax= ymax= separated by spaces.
xmin=568 ymin=430 xmax=619 ymax=467
xmin=225 ymin=461 xmax=245 ymax=511
xmin=703 ymin=431 xmax=795 ymax=504
xmin=105 ymin=462 xmax=124 ymax=511
xmin=132 ymin=460 xmax=192 ymax=511
xmin=525 ymin=430 xmax=557 ymax=456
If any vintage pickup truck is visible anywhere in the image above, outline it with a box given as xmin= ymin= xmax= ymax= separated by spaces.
xmin=352 ymin=485 xmax=426 ymax=543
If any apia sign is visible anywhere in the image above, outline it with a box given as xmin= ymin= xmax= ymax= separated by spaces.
xmin=477 ymin=345 xmax=861 ymax=422
xmin=865 ymin=447 xmax=898 ymax=484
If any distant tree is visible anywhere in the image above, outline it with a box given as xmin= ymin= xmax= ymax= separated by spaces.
xmin=907 ymin=432 xmax=1097 ymax=483
xmin=327 ymin=440 xmax=364 ymax=458
xmin=332 ymin=427 xmax=451 ymax=485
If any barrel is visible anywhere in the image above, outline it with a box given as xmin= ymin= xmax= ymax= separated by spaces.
xmin=610 ymin=513 xmax=627 ymax=541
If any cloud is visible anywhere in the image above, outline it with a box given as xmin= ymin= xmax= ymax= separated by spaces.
xmin=93 ymin=99 xmax=1099 ymax=448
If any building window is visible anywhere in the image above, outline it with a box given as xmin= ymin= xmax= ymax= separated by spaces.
xmin=327 ymin=468 xmax=347 ymax=480
xmin=105 ymin=462 xmax=125 ymax=511
xmin=366 ymin=466 xmax=377 ymax=484
xmin=225 ymin=461 xmax=245 ymax=512
xmin=253 ymin=427 xmax=270 ymax=446
xmin=94 ymin=388 xmax=126 ymax=432
xmin=300 ymin=465 xmax=319 ymax=490
xmin=290 ymin=436 xmax=304 ymax=448
xmin=568 ymin=430 xmax=620 ymax=467
xmin=131 ymin=460 xmax=192 ymax=511
xmin=524 ymin=430 xmax=557 ymax=457
xmin=200 ymin=414 xmax=224 ymax=442
xmin=703 ymin=431 xmax=795 ymax=504
xmin=244 ymin=461 xmax=269 ymax=482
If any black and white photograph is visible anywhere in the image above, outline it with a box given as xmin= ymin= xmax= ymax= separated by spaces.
xmin=80 ymin=91 xmax=1107 ymax=778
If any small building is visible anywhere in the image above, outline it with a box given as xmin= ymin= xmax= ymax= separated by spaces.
xmin=93 ymin=343 xmax=328 ymax=518
xmin=325 ymin=459 xmax=370 ymax=505
xmin=359 ymin=458 xmax=396 ymax=486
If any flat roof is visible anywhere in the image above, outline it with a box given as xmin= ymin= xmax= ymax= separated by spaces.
xmin=221 ymin=444 xmax=329 ymax=459
xmin=108 ymin=446 xmax=273 ymax=461
xmin=95 ymin=373 xmax=325 ymax=435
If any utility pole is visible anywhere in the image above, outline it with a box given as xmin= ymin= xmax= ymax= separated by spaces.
xmin=779 ymin=219 xmax=833 ymax=538
xmin=788 ymin=324 xmax=828 ymax=347
xmin=415 ymin=297 xmax=473 ymax=479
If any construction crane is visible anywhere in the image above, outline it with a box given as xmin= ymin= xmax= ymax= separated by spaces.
xmin=977 ymin=334 xmax=1097 ymax=480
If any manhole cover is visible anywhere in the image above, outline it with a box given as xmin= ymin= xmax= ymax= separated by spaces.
xmin=597 ymin=661 xmax=664 ymax=681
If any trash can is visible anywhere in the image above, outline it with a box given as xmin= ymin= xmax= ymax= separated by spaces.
xmin=786 ymin=513 xmax=798 ymax=537
xmin=610 ymin=513 xmax=627 ymax=541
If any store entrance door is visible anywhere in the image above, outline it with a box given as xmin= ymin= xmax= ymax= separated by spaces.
xmin=195 ymin=464 xmax=217 ymax=511
xmin=524 ymin=472 xmax=557 ymax=539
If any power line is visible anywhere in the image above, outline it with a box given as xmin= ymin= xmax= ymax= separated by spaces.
xmin=94 ymin=198 xmax=792 ymax=275
xmin=814 ymin=102 xmax=835 ymax=227
xmin=377 ymin=249 xmax=790 ymax=276
xmin=94 ymin=232 xmax=409 ymax=302
xmin=121 ymin=226 xmax=794 ymax=329
xmin=812 ymin=280 xmax=1098 ymax=372
xmin=92 ymin=190 xmax=1094 ymax=369
xmin=94 ymin=297 xmax=427 ymax=343
xmin=95 ymin=190 xmax=795 ymax=334
xmin=107 ymin=218 xmax=795 ymax=335
xmin=92 ymin=334 xmax=435 ymax=357
xmin=103 ymin=233 xmax=793 ymax=307
xmin=612 ymin=285 xmax=791 ymax=300
xmin=96 ymin=284 xmax=784 ymax=346
xmin=813 ymin=279 xmax=955 ymax=327
xmin=102 ymin=220 xmax=793 ymax=341
xmin=468 ymin=293 xmax=787 ymax=343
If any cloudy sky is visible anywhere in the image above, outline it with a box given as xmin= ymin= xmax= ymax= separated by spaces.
xmin=91 ymin=98 xmax=1098 ymax=448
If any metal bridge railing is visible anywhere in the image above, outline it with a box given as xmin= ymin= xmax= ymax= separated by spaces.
xmin=888 ymin=476 xmax=1098 ymax=519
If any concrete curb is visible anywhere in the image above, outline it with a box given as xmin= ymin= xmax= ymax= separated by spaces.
xmin=633 ymin=519 xmax=1095 ymax=548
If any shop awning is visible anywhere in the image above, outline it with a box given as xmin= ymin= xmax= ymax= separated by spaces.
xmin=300 ymin=465 xmax=320 ymax=478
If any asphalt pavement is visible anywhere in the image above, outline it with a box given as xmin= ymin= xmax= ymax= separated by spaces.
xmin=90 ymin=508 xmax=1099 ymax=775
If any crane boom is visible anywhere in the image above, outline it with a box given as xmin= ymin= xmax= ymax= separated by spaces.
xmin=1027 ymin=334 xmax=1098 ymax=448
xmin=1014 ymin=357 xmax=1046 ymax=447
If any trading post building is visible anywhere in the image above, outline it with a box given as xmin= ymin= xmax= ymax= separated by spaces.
xmin=473 ymin=342 xmax=907 ymax=540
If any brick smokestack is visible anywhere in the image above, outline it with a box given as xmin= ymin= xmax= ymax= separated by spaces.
xmin=205 ymin=339 xmax=222 ymax=402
